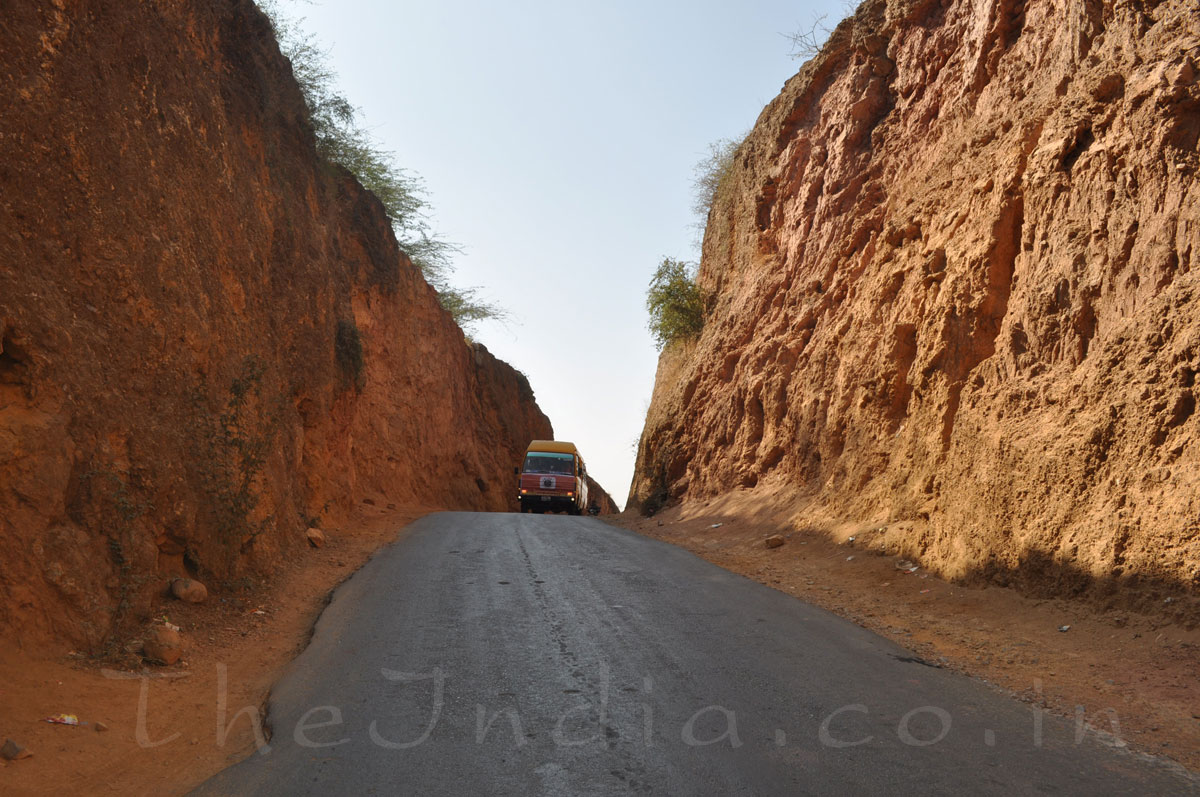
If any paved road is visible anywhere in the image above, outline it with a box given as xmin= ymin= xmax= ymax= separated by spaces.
xmin=194 ymin=513 xmax=1195 ymax=795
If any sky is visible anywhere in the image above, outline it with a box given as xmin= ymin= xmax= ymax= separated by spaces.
xmin=273 ymin=0 xmax=850 ymax=508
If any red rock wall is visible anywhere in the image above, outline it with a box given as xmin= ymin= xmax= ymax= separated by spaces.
xmin=0 ymin=0 xmax=551 ymax=650
xmin=585 ymin=477 xmax=619 ymax=515
xmin=632 ymin=0 xmax=1200 ymax=610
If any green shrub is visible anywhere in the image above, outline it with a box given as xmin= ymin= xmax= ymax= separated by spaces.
xmin=691 ymin=137 xmax=742 ymax=240
xmin=646 ymin=257 xmax=704 ymax=350
xmin=258 ymin=2 xmax=503 ymax=331
xmin=436 ymin=284 xmax=509 ymax=334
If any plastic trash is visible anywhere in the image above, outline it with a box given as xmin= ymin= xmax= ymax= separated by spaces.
xmin=44 ymin=714 xmax=82 ymax=726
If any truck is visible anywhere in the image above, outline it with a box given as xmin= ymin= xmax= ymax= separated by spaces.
xmin=516 ymin=440 xmax=590 ymax=515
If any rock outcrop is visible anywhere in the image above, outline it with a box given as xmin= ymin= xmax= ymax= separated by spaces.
xmin=585 ymin=477 xmax=619 ymax=515
xmin=632 ymin=0 xmax=1200 ymax=611
xmin=0 ymin=1 xmax=554 ymax=649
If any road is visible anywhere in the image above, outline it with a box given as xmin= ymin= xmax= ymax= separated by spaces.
xmin=193 ymin=512 xmax=1195 ymax=795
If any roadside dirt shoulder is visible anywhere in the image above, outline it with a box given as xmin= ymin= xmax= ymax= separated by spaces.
xmin=0 ymin=503 xmax=429 ymax=796
xmin=607 ymin=502 xmax=1200 ymax=773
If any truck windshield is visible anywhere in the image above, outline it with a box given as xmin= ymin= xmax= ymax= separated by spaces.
xmin=523 ymin=452 xmax=575 ymax=475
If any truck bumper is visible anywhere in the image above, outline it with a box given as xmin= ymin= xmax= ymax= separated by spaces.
xmin=519 ymin=495 xmax=580 ymax=514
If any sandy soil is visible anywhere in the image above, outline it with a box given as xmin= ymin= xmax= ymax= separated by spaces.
xmin=0 ymin=502 xmax=429 ymax=796
xmin=606 ymin=495 xmax=1200 ymax=774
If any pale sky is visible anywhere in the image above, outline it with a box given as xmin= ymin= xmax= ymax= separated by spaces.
xmin=273 ymin=0 xmax=849 ymax=508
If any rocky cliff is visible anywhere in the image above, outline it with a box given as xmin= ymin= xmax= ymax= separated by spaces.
xmin=585 ymin=477 xmax=619 ymax=515
xmin=0 ymin=0 xmax=552 ymax=650
xmin=632 ymin=0 xmax=1200 ymax=611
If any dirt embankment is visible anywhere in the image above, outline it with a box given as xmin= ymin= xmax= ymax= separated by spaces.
xmin=631 ymin=0 xmax=1200 ymax=615
xmin=0 ymin=0 xmax=554 ymax=653
xmin=0 ymin=504 xmax=425 ymax=796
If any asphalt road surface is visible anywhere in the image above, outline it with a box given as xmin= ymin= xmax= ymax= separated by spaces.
xmin=194 ymin=512 xmax=1196 ymax=795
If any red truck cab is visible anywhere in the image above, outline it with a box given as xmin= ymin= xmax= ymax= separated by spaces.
xmin=517 ymin=440 xmax=589 ymax=515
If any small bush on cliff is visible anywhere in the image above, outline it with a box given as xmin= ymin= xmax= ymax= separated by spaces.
xmin=691 ymin=137 xmax=742 ymax=243
xmin=258 ymin=1 xmax=503 ymax=332
xmin=784 ymin=16 xmax=833 ymax=60
xmin=437 ymin=286 xmax=509 ymax=334
xmin=646 ymin=257 xmax=704 ymax=349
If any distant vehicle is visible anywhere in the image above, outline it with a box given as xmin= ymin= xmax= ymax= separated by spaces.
xmin=516 ymin=440 xmax=589 ymax=515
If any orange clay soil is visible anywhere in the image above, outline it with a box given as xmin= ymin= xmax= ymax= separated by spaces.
xmin=0 ymin=502 xmax=429 ymax=796
xmin=606 ymin=493 xmax=1200 ymax=774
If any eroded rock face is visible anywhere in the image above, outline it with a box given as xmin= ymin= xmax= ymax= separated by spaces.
xmin=633 ymin=0 xmax=1200 ymax=606
xmin=585 ymin=477 xmax=620 ymax=515
xmin=0 ymin=1 xmax=555 ymax=649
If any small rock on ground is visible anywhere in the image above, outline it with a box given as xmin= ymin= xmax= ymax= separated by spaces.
xmin=170 ymin=577 xmax=208 ymax=603
xmin=1 ymin=739 xmax=31 ymax=761
xmin=306 ymin=527 xmax=326 ymax=548
xmin=143 ymin=626 xmax=183 ymax=665
xmin=765 ymin=534 xmax=786 ymax=549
